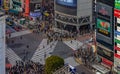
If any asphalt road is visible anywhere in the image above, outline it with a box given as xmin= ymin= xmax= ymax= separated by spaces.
xmin=7 ymin=32 xmax=95 ymax=74
xmin=7 ymin=33 xmax=44 ymax=60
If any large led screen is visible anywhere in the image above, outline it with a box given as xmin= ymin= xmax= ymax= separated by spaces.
xmin=56 ymin=0 xmax=77 ymax=7
xmin=97 ymin=18 xmax=111 ymax=37
xmin=96 ymin=2 xmax=114 ymax=47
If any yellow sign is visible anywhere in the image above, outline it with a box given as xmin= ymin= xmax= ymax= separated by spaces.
xmin=99 ymin=29 xmax=109 ymax=35
xmin=4 ymin=0 xmax=9 ymax=10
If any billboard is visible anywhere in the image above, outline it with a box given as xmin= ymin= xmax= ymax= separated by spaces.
xmin=96 ymin=2 xmax=113 ymax=46
xmin=30 ymin=3 xmax=41 ymax=12
xmin=114 ymin=0 xmax=120 ymax=18
xmin=97 ymin=46 xmax=114 ymax=62
xmin=115 ymin=0 xmax=120 ymax=10
xmin=97 ymin=18 xmax=111 ymax=37
xmin=56 ymin=0 xmax=77 ymax=7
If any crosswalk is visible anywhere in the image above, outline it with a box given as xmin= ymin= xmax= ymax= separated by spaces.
xmin=10 ymin=30 xmax=31 ymax=38
xmin=64 ymin=40 xmax=83 ymax=51
xmin=6 ymin=47 xmax=22 ymax=66
xmin=6 ymin=39 xmax=82 ymax=66
xmin=31 ymin=39 xmax=58 ymax=64
xmin=64 ymin=57 xmax=79 ymax=67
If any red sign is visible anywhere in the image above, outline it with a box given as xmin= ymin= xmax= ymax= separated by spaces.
xmin=99 ymin=7 xmax=108 ymax=15
xmin=102 ymin=58 xmax=113 ymax=67
xmin=114 ymin=9 xmax=120 ymax=18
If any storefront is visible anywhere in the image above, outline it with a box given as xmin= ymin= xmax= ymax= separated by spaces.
xmin=92 ymin=64 xmax=110 ymax=74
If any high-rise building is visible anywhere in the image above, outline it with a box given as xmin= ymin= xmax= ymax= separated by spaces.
xmin=114 ymin=0 xmax=120 ymax=73
xmin=29 ymin=0 xmax=42 ymax=20
xmin=54 ymin=0 xmax=94 ymax=33
xmin=95 ymin=0 xmax=115 ymax=73
xmin=0 ymin=11 xmax=6 ymax=74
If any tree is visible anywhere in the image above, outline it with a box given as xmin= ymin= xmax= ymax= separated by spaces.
xmin=45 ymin=55 xmax=64 ymax=74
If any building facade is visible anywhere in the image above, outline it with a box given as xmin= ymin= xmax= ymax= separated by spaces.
xmin=114 ymin=0 xmax=120 ymax=73
xmin=54 ymin=0 xmax=93 ymax=33
xmin=29 ymin=0 xmax=42 ymax=20
xmin=9 ymin=0 xmax=23 ymax=15
xmin=95 ymin=0 xmax=115 ymax=73
xmin=0 ymin=11 xmax=5 ymax=74
xmin=23 ymin=0 xmax=30 ymax=17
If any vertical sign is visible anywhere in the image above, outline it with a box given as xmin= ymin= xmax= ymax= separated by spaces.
xmin=114 ymin=0 xmax=120 ymax=18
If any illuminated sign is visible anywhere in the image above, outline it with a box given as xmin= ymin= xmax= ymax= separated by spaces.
xmin=99 ymin=7 xmax=108 ymax=15
xmin=115 ymin=0 xmax=120 ymax=10
xmin=114 ymin=0 xmax=120 ymax=18
xmin=4 ymin=0 xmax=9 ymax=10
xmin=114 ymin=9 xmax=120 ymax=18
xmin=59 ymin=0 xmax=73 ymax=3
xmin=56 ymin=0 xmax=77 ymax=7
xmin=30 ymin=12 xmax=42 ymax=17
xmin=97 ymin=18 xmax=111 ymax=37
xmin=97 ymin=46 xmax=114 ymax=61
xmin=117 ymin=18 xmax=120 ymax=23
xmin=96 ymin=2 xmax=113 ymax=45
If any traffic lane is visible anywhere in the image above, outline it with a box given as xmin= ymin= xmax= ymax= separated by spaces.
xmin=75 ymin=64 xmax=95 ymax=74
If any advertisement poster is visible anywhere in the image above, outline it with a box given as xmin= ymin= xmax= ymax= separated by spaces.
xmin=97 ymin=18 xmax=111 ymax=37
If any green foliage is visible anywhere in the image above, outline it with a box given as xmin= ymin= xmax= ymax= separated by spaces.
xmin=45 ymin=55 xmax=64 ymax=74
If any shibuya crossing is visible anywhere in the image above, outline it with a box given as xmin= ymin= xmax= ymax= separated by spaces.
xmin=0 ymin=0 xmax=120 ymax=74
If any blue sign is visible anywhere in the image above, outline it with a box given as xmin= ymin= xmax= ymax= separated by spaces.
xmin=30 ymin=12 xmax=42 ymax=17
xmin=56 ymin=0 xmax=77 ymax=7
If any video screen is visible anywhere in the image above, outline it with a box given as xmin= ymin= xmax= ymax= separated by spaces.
xmin=56 ymin=0 xmax=77 ymax=7
xmin=97 ymin=18 xmax=111 ymax=37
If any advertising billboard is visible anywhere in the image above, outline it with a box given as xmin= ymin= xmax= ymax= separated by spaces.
xmin=96 ymin=2 xmax=113 ymax=46
xmin=30 ymin=3 xmax=41 ymax=12
xmin=97 ymin=46 xmax=114 ymax=62
xmin=114 ymin=0 xmax=120 ymax=18
xmin=115 ymin=0 xmax=120 ymax=10
xmin=56 ymin=0 xmax=77 ymax=7
xmin=97 ymin=18 xmax=111 ymax=37
xmin=55 ymin=2 xmax=77 ymax=15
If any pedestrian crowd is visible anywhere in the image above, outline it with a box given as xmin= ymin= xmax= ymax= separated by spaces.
xmin=6 ymin=61 xmax=44 ymax=74
xmin=73 ymin=43 xmax=97 ymax=69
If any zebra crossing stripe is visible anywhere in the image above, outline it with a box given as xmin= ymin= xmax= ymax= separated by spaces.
xmin=6 ymin=47 xmax=22 ymax=66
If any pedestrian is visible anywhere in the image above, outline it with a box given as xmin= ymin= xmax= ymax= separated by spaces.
xmin=71 ymin=40 xmax=72 ymax=44
xmin=11 ymin=40 xmax=14 ymax=44
xmin=20 ymin=36 xmax=22 ymax=40
xmin=43 ymin=45 xmax=45 ymax=48
xmin=26 ymin=45 xmax=29 ymax=49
